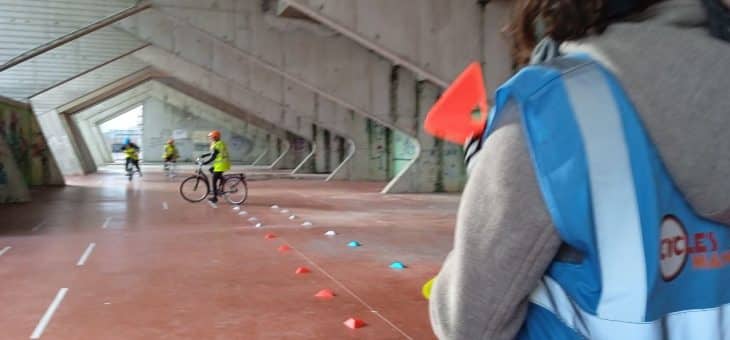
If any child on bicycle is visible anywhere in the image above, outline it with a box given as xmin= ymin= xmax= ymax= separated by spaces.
xmin=200 ymin=130 xmax=230 ymax=203
xmin=123 ymin=138 xmax=142 ymax=177
xmin=162 ymin=138 xmax=179 ymax=177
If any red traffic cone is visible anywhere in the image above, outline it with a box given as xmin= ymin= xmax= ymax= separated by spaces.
xmin=278 ymin=245 xmax=291 ymax=252
xmin=315 ymin=289 xmax=335 ymax=299
xmin=343 ymin=318 xmax=366 ymax=329
xmin=264 ymin=233 xmax=276 ymax=240
xmin=295 ymin=266 xmax=310 ymax=274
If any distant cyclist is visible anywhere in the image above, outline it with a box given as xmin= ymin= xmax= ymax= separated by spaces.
xmin=162 ymin=138 xmax=179 ymax=177
xmin=122 ymin=138 xmax=142 ymax=177
xmin=200 ymin=130 xmax=230 ymax=203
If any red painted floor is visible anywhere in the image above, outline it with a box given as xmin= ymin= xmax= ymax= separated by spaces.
xmin=0 ymin=165 xmax=459 ymax=339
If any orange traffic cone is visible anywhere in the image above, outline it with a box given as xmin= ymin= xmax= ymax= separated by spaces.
xmin=343 ymin=318 xmax=366 ymax=329
xmin=315 ymin=289 xmax=335 ymax=299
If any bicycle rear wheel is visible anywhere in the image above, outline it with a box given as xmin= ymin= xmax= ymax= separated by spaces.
xmin=222 ymin=177 xmax=248 ymax=205
xmin=180 ymin=175 xmax=210 ymax=202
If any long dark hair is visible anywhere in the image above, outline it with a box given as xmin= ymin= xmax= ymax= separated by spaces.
xmin=507 ymin=0 xmax=663 ymax=66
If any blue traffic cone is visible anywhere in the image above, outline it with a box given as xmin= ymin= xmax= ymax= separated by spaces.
xmin=389 ymin=261 xmax=406 ymax=270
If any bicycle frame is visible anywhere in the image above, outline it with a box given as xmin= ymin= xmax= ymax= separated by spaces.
xmin=192 ymin=159 xmax=245 ymax=194
xmin=191 ymin=162 xmax=210 ymax=190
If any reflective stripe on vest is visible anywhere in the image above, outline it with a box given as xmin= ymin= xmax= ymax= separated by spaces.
xmin=485 ymin=56 xmax=730 ymax=339
xmin=563 ymin=64 xmax=646 ymax=320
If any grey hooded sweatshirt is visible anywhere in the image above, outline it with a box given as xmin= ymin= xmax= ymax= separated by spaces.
xmin=429 ymin=0 xmax=730 ymax=339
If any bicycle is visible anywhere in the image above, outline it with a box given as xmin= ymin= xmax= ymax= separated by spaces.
xmin=179 ymin=159 xmax=248 ymax=205
xmin=125 ymin=162 xmax=141 ymax=181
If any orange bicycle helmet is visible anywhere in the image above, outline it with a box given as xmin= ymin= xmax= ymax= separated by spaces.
xmin=208 ymin=130 xmax=221 ymax=140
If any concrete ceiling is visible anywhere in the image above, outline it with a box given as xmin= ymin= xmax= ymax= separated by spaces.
xmin=0 ymin=0 xmax=146 ymax=101
xmin=0 ymin=0 xmax=136 ymax=64
xmin=29 ymin=54 xmax=148 ymax=114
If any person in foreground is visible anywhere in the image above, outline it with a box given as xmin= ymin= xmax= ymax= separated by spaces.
xmin=429 ymin=0 xmax=730 ymax=339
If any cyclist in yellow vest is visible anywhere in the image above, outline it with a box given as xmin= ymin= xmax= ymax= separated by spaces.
xmin=122 ymin=138 xmax=142 ymax=176
xmin=201 ymin=130 xmax=230 ymax=203
xmin=162 ymin=138 xmax=179 ymax=177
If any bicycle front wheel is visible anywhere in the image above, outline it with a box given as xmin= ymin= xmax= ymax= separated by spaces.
xmin=179 ymin=175 xmax=210 ymax=203
xmin=222 ymin=177 xmax=248 ymax=205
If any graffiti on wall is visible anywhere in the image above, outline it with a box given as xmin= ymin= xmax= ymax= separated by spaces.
xmin=0 ymin=128 xmax=31 ymax=203
xmin=229 ymin=136 xmax=253 ymax=157
xmin=367 ymin=120 xmax=389 ymax=180
xmin=0 ymin=102 xmax=63 ymax=187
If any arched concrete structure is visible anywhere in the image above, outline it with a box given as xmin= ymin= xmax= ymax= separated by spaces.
xmin=71 ymin=80 xmax=291 ymax=168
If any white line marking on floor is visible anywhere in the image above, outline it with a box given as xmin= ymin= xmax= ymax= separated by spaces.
xmin=30 ymin=288 xmax=68 ymax=339
xmin=0 ymin=246 xmax=11 ymax=257
xmin=282 ymin=238 xmax=413 ymax=340
xmin=162 ymin=201 xmax=168 ymax=210
xmin=76 ymin=243 xmax=96 ymax=266
xmin=32 ymin=221 xmax=46 ymax=232
xmin=101 ymin=217 xmax=112 ymax=229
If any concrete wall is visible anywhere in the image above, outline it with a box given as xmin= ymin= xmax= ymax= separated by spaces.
xmin=118 ymin=10 xmax=408 ymax=183
xmin=118 ymin=5 xmax=468 ymax=192
xmin=69 ymin=79 xmax=291 ymax=167
xmin=141 ymin=97 xmax=267 ymax=163
xmin=280 ymin=0 xmax=514 ymax=96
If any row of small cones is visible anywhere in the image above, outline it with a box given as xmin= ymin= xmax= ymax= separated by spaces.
xmin=230 ymin=202 xmax=363 ymax=327
xmin=264 ymin=232 xmax=367 ymax=329
xmin=263 ymin=204 xmax=409 ymax=329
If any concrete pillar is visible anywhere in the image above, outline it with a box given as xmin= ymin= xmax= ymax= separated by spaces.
xmin=384 ymin=82 xmax=444 ymax=193
xmin=322 ymin=129 xmax=332 ymax=172
xmin=313 ymin=125 xmax=329 ymax=173
xmin=92 ymin=124 xmax=113 ymax=163
xmin=140 ymin=97 xmax=275 ymax=164
xmin=35 ymin=110 xmax=85 ymax=176
xmin=277 ymin=133 xmax=306 ymax=170
xmin=74 ymin=118 xmax=106 ymax=167
xmin=344 ymin=110 xmax=372 ymax=180
xmin=330 ymin=133 xmax=342 ymax=173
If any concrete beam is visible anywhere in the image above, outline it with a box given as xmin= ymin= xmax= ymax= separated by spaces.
xmin=0 ymin=1 xmax=152 ymax=72
xmin=278 ymin=0 xmax=449 ymax=87
xmin=57 ymin=67 xmax=165 ymax=114
xmin=276 ymin=0 xmax=514 ymax=96
xmin=118 ymin=8 xmax=402 ymax=134
xmin=28 ymin=44 xmax=151 ymax=99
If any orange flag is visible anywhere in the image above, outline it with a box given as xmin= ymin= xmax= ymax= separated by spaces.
xmin=424 ymin=62 xmax=489 ymax=145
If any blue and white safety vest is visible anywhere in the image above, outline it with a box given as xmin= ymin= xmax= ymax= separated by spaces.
xmin=478 ymin=56 xmax=730 ymax=339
